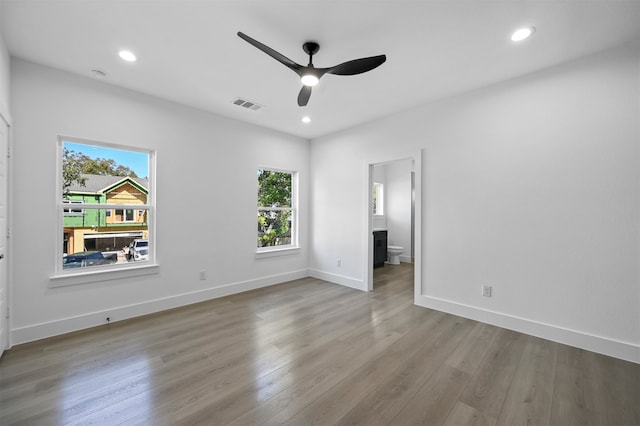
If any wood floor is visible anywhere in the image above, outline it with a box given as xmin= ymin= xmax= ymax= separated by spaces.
xmin=1 ymin=263 xmax=638 ymax=425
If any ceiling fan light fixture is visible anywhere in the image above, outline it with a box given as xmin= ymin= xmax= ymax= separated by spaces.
xmin=511 ymin=27 xmax=535 ymax=42
xmin=237 ymin=32 xmax=386 ymax=106
xmin=301 ymin=73 xmax=319 ymax=87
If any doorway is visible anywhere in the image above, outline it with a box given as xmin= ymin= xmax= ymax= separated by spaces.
xmin=364 ymin=150 xmax=422 ymax=302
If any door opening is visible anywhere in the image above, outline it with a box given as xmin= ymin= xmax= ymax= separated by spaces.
xmin=364 ymin=150 xmax=422 ymax=303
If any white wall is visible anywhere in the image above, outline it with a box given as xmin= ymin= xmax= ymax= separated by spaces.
xmin=384 ymin=159 xmax=412 ymax=262
xmin=0 ymin=29 xmax=9 ymax=356
xmin=10 ymin=59 xmax=310 ymax=344
xmin=310 ymin=44 xmax=640 ymax=362
xmin=6 ymin=42 xmax=639 ymax=363
xmin=0 ymin=30 xmax=10 ymax=120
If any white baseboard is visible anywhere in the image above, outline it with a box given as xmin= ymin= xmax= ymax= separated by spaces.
xmin=399 ymin=255 xmax=412 ymax=263
xmin=12 ymin=269 xmax=309 ymax=345
xmin=308 ymin=269 xmax=365 ymax=291
xmin=416 ymin=294 xmax=640 ymax=364
xmin=13 ymin=271 xmax=637 ymax=364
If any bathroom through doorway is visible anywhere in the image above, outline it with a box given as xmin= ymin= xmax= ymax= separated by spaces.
xmin=364 ymin=150 xmax=422 ymax=301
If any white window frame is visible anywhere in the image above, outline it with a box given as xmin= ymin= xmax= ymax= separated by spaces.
xmin=114 ymin=208 xmax=136 ymax=223
xmin=63 ymin=199 xmax=84 ymax=215
xmin=52 ymin=135 xmax=158 ymax=285
xmin=373 ymin=182 xmax=384 ymax=216
xmin=256 ymin=167 xmax=299 ymax=257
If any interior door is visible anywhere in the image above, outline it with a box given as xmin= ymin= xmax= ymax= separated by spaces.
xmin=0 ymin=119 xmax=8 ymax=357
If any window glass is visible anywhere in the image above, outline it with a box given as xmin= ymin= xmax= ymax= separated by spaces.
xmin=63 ymin=199 xmax=84 ymax=215
xmin=373 ymin=182 xmax=384 ymax=215
xmin=59 ymin=138 xmax=153 ymax=272
xmin=125 ymin=209 xmax=135 ymax=222
xmin=257 ymin=169 xmax=296 ymax=250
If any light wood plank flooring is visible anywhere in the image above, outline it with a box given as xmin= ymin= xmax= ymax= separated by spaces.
xmin=1 ymin=263 xmax=638 ymax=425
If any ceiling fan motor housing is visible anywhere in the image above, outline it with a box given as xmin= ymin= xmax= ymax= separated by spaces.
xmin=303 ymin=41 xmax=320 ymax=56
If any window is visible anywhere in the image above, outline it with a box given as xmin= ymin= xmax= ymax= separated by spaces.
xmin=373 ymin=182 xmax=384 ymax=215
xmin=63 ymin=199 xmax=84 ymax=215
xmin=114 ymin=208 xmax=136 ymax=222
xmin=126 ymin=209 xmax=134 ymax=222
xmin=257 ymin=168 xmax=297 ymax=251
xmin=56 ymin=136 xmax=155 ymax=277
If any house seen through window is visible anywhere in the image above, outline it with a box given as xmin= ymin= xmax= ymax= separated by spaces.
xmin=257 ymin=168 xmax=297 ymax=250
xmin=59 ymin=138 xmax=154 ymax=272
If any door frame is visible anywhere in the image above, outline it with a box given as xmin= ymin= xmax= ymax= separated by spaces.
xmin=0 ymin=109 xmax=11 ymax=356
xmin=363 ymin=149 xmax=422 ymax=302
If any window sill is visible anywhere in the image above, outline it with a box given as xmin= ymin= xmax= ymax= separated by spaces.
xmin=255 ymin=246 xmax=300 ymax=259
xmin=49 ymin=263 xmax=159 ymax=288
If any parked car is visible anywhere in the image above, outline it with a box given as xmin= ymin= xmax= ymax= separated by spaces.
xmin=63 ymin=251 xmax=116 ymax=269
xmin=127 ymin=239 xmax=149 ymax=262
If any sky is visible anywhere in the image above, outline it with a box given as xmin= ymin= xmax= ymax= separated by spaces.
xmin=64 ymin=141 xmax=149 ymax=178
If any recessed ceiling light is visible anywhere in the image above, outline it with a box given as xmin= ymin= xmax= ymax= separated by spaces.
xmin=511 ymin=27 xmax=535 ymax=42
xmin=118 ymin=50 xmax=137 ymax=62
xmin=91 ymin=69 xmax=106 ymax=78
xmin=302 ymin=116 xmax=311 ymax=124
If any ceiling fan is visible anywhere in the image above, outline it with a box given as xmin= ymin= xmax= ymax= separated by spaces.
xmin=237 ymin=32 xmax=386 ymax=107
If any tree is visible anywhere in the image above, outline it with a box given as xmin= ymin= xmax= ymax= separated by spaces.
xmin=257 ymin=169 xmax=292 ymax=247
xmin=62 ymin=148 xmax=86 ymax=195
xmin=76 ymin=154 xmax=138 ymax=177
xmin=258 ymin=169 xmax=291 ymax=207
xmin=62 ymin=148 xmax=138 ymax=194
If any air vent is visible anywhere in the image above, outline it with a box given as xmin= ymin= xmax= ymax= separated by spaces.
xmin=232 ymin=97 xmax=263 ymax=111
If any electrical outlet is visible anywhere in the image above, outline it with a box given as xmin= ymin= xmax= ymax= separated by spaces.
xmin=337 ymin=259 xmax=342 ymax=267
xmin=199 ymin=270 xmax=207 ymax=280
xmin=482 ymin=285 xmax=492 ymax=297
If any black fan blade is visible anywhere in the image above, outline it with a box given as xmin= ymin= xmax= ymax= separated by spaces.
xmin=325 ymin=55 xmax=386 ymax=76
xmin=238 ymin=32 xmax=303 ymax=74
xmin=298 ymin=86 xmax=312 ymax=106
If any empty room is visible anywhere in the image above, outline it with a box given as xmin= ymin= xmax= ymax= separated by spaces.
xmin=0 ymin=1 xmax=638 ymax=425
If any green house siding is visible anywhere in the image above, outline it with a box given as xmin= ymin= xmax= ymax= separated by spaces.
xmin=63 ymin=194 xmax=105 ymax=228
xmin=63 ymin=176 xmax=149 ymax=228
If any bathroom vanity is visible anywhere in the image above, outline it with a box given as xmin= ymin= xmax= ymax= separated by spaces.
xmin=373 ymin=229 xmax=387 ymax=268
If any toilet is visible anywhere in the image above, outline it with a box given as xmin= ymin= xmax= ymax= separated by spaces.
xmin=387 ymin=245 xmax=404 ymax=265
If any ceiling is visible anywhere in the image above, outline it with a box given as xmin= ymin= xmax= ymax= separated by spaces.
xmin=1 ymin=1 xmax=639 ymax=139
